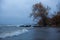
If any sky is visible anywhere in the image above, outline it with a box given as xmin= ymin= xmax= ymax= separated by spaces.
xmin=0 ymin=0 xmax=59 ymax=25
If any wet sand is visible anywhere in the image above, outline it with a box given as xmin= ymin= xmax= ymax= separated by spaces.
xmin=1 ymin=27 xmax=60 ymax=40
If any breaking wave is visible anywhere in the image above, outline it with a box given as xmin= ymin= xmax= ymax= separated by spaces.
xmin=0 ymin=27 xmax=28 ymax=38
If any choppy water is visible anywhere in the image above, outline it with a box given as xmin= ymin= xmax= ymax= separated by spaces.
xmin=0 ymin=26 xmax=60 ymax=40
xmin=0 ymin=25 xmax=32 ymax=38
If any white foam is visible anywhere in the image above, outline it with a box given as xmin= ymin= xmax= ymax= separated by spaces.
xmin=0 ymin=28 xmax=28 ymax=38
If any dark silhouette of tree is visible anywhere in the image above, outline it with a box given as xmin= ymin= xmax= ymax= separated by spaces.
xmin=30 ymin=3 xmax=50 ymax=26
xmin=50 ymin=12 xmax=60 ymax=27
xmin=49 ymin=3 xmax=60 ymax=27
xmin=53 ymin=3 xmax=60 ymax=26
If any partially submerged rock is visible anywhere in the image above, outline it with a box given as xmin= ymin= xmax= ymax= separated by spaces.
xmin=0 ymin=38 xmax=3 ymax=40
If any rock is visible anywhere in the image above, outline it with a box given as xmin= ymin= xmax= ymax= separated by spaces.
xmin=0 ymin=38 xmax=3 ymax=40
xmin=57 ymin=30 xmax=60 ymax=33
xmin=20 ymin=25 xmax=31 ymax=27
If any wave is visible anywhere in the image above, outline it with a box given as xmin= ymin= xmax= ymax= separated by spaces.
xmin=0 ymin=28 xmax=28 ymax=38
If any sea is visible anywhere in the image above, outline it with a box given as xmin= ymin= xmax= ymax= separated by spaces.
xmin=0 ymin=25 xmax=32 ymax=38
xmin=0 ymin=25 xmax=60 ymax=40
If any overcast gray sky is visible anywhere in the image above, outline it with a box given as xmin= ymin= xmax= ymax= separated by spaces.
xmin=0 ymin=0 xmax=59 ymax=25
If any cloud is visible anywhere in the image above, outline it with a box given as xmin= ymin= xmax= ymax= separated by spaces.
xmin=0 ymin=0 xmax=59 ymax=25
xmin=1 ymin=0 xmax=32 ymax=17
